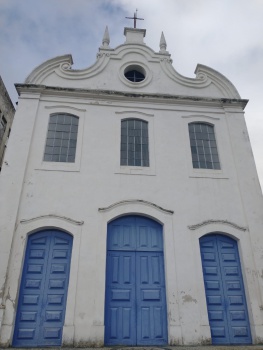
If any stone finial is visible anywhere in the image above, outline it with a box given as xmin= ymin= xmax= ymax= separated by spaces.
xmin=159 ymin=31 xmax=167 ymax=53
xmin=102 ymin=26 xmax=110 ymax=47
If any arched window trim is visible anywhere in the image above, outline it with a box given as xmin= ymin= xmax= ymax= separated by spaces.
xmin=188 ymin=121 xmax=220 ymax=170
xmin=43 ymin=113 xmax=79 ymax=163
xmin=120 ymin=118 xmax=149 ymax=167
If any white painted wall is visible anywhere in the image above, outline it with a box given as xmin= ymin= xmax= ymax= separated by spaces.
xmin=0 ymin=27 xmax=263 ymax=346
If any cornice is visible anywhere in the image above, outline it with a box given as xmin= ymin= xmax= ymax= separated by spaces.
xmin=20 ymin=214 xmax=84 ymax=225
xmin=98 ymin=199 xmax=174 ymax=215
xmin=188 ymin=219 xmax=247 ymax=232
xmin=15 ymin=84 xmax=248 ymax=109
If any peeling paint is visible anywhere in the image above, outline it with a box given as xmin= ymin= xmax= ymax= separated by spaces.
xmin=6 ymin=287 xmax=15 ymax=309
xmin=201 ymin=337 xmax=212 ymax=345
xmin=182 ymin=294 xmax=197 ymax=304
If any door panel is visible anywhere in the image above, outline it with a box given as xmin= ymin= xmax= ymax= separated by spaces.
xmin=105 ymin=251 xmax=136 ymax=345
xmin=136 ymin=252 xmax=167 ymax=345
xmin=105 ymin=216 xmax=167 ymax=346
xmin=13 ymin=230 xmax=72 ymax=347
xmin=200 ymin=234 xmax=251 ymax=344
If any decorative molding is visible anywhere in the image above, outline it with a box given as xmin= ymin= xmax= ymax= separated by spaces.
xmin=188 ymin=219 xmax=247 ymax=231
xmin=25 ymin=54 xmax=73 ymax=84
xmin=101 ymin=26 xmax=110 ymax=48
xmin=195 ymin=64 xmax=241 ymax=99
xmin=182 ymin=114 xmax=220 ymax=121
xmin=98 ymin=199 xmax=174 ymax=215
xmin=20 ymin=214 xmax=84 ymax=226
xmin=159 ymin=32 xmax=167 ymax=53
xmin=15 ymin=85 xmax=248 ymax=109
xmin=115 ymin=111 xmax=154 ymax=117
xmin=45 ymin=105 xmax=86 ymax=112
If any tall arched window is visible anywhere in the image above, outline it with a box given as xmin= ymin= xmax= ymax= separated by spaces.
xmin=188 ymin=122 xmax=220 ymax=169
xmin=120 ymin=118 xmax=149 ymax=167
xmin=44 ymin=113 xmax=79 ymax=162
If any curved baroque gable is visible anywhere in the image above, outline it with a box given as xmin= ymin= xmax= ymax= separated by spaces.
xmin=24 ymin=29 xmax=241 ymax=99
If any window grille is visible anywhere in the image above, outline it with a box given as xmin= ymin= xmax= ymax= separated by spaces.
xmin=188 ymin=122 xmax=220 ymax=169
xmin=121 ymin=119 xmax=149 ymax=167
xmin=44 ymin=114 xmax=79 ymax=162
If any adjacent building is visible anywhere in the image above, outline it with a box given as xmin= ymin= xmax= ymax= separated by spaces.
xmin=0 ymin=26 xmax=263 ymax=347
xmin=0 ymin=76 xmax=15 ymax=169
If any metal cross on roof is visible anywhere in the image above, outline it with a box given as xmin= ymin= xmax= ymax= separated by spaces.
xmin=125 ymin=9 xmax=144 ymax=28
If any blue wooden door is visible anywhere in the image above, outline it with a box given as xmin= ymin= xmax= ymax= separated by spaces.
xmin=105 ymin=216 xmax=168 ymax=345
xmin=200 ymin=234 xmax=251 ymax=344
xmin=13 ymin=230 xmax=73 ymax=347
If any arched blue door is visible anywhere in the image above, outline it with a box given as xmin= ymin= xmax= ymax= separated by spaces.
xmin=13 ymin=230 xmax=73 ymax=347
xmin=105 ymin=215 xmax=168 ymax=346
xmin=200 ymin=234 xmax=251 ymax=344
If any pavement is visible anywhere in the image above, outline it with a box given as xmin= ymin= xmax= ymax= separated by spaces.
xmin=1 ymin=347 xmax=263 ymax=350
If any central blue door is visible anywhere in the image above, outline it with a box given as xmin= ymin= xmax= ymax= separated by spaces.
xmin=105 ymin=216 xmax=168 ymax=345
xmin=13 ymin=230 xmax=73 ymax=347
xmin=200 ymin=234 xmax=251 ymax=344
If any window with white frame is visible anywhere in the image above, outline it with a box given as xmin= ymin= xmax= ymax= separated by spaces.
xmin=120 ymin=118 xmax=149 ymax=167
xmin=44 ymin=113 xmax=79 ymax=162
xmin=188 ymin=122 xmax=220 ymax=170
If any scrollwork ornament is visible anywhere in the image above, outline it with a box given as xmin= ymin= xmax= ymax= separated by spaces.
xmin=60 ymin=62 xmax=72 ymax=70
xmin=196 ymin=72 xmax=207 ymax=81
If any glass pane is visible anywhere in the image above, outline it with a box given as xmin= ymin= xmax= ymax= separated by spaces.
xmin=121 ymin=151 xmax=127 ymax=159
xmin=59 ymin=155 xmax=67 ymax=162
xmin=53 ymin=147 xmax=60 ymax=155
xmin=57 ymin=115 xmax=64 ymax=123
xmin=67 ymin=155 xmax=75 ymax=162
xmin=46 ymin=139 xmax=54 ymax=147
xmin=43 ymin=154 xmax=52 ymax=161
xmin=191 ymin=146 xmax=197 ymax=154
xmin=64 ymin=115 xmax=72 ymax=124
xmin=188 ymin=124 xmax=194 ymax=132
xmin=71 ymin=132 xmax=78 ymax=140
xmin=54 ymin=139 xmax=62 ymax=147
xmin=121 ymin=143 xmax=127 ymax=151
xmin=55 ymin=132 xmax=63 ymax=140
xmin=213 ymin=162 xmax=221 ymax=169
xmin=48 ymin=123 xmax=56 ymax=131
xmin=60 ymin=147 xmax=68 ymax=156
xmin=45 ymin=146 xmax=53 ymax=154
xmin=52 ymin=155 xmax=60 ymax=162
xmin=68 ymin=148 xmax=76 ymax=156
xmin=72 ymin=117 xmax=79 ymax=126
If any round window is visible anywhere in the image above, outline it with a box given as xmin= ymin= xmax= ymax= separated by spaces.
xmin=124 ymin=65 xmax=146 ymax=83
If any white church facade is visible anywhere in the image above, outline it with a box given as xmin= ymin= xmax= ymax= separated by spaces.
xmin=0 ymin=26 xmax=263 ymax=347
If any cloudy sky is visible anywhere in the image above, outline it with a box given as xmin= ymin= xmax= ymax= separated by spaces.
xmin=0 ymin=0 xmax=263 ymax=187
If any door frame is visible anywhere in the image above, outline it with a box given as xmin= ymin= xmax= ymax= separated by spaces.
xmin=98 ymin=203 xmax=180 ymax=345
xmin=104 ymin=214 xmax=168 ymax=346
xmin=199 ymin=233 xmax=252 ymax=344
xmin=13 ymin=229 xmax=73 ymax=347
xmin=1 ymin=217 xmax=81 ymax=347
xmin=191 ymin=227 xmax=256 ymax=345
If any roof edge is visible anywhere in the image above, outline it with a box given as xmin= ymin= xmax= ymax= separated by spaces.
xmin=15 ymin=84 xmax=249 ymax=110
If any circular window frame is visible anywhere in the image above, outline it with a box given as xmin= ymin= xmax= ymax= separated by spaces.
xmin=119 ymin=62 xmax=152 ymax=88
